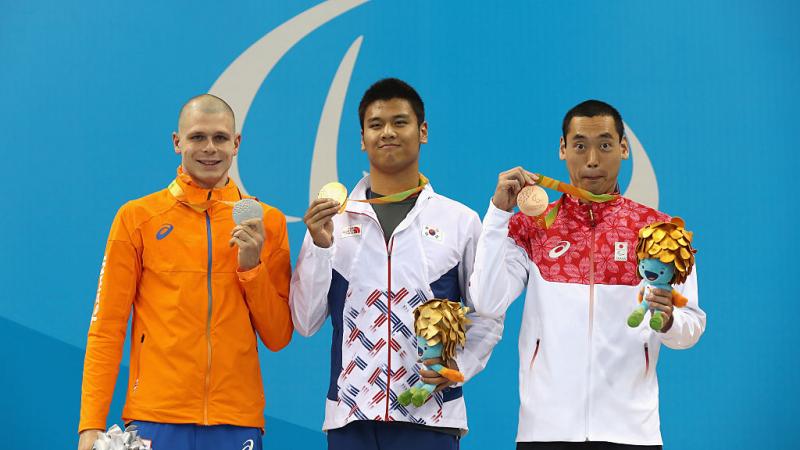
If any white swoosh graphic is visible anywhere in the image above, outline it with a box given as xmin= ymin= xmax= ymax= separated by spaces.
xmin=208 ymin=0 xmax=369 ymax=220
xmin=309 ymin=36 xmax=363 ymax=205
xmin=622 ymin=122 xmax=659 ymax=209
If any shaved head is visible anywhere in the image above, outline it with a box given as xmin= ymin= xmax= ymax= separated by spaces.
xmin=172 ymin=94 xmax=241 ymax=189
xmin=177 ymin=94 xmax=236 ymax=133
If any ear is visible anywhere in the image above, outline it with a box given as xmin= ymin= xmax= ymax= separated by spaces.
xmin=233 ymin=133 xmax=242 ymax=157
xmin=173 ymin=132 xmax=181 ymax=154
xmin=559 ymin=136 xmax=567 ymax=160
xmin=620 ymin=136 xmax=630 ymax=160
xmin=360 ymin=129 xmax=366 ymax=151
xmin=419 ymin=121 xmax=428 ymax=144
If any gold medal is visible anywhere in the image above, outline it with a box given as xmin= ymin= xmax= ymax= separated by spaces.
xmin=517 ymin=185 xmax=549 ymax=217
xmin=318 ymin=182 xmax=348 ymax=213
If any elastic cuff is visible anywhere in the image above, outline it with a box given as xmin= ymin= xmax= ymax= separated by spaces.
xmin=453 ymin=348 xmax=481 ymax=384
xmin=309 ymin=240 xmax=335 ymax=258
xmin=483 ymin=199 xmax=514 ymax=229
xmin=237 ymin=262 xmax=263 ymax=283
xmin=659 ymin=311 xmax=683 ymax=339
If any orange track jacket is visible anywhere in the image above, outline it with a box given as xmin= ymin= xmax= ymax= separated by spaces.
xmin=79 ymin=169 xmax=293 ymax=432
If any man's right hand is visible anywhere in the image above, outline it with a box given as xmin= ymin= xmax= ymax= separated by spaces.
xmin=492 ymin=167 xmax=538 ymax=212
xmin=78 ymin=429 xmax=103 ymax=450
xmin=304 ymin=198 xmax=340 ymax=248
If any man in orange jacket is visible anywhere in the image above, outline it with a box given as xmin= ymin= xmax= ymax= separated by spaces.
xmin=78 ymin=94 xmax=293 ymax=450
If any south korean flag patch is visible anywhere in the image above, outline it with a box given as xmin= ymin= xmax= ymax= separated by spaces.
xmin=423 ymin=225 xmax=443 ymax=243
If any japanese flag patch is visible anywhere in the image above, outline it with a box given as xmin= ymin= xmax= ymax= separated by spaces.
xmin=614 ymin=242 xmax=628 ymax=261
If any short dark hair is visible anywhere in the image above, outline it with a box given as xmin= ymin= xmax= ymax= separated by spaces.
xmin=358 ymin=78 xmax=425 ymax=129
xmin=562 ymin=100 xmax=624 ymax=142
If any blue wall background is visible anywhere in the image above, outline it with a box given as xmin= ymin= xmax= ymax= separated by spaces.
xmin=1 ymin=1 xmax=797 ymax=448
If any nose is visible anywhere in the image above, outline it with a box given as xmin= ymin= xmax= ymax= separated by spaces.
xmin=201 ymin=138 xmax=217 ymax=153
xmin=381 ymin=123 xmax=397 ymax=139
xmin=586 ymin=147 xmax=599 ymax=168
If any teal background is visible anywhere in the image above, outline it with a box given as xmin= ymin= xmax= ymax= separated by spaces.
xmin=1 ymin=1 xmax=797 ymax=448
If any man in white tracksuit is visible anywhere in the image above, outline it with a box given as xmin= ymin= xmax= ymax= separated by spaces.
xmin=470 ymin=100 xmax=706 ymax=450
xmin=290 ymin=78 xmax=502 ymax=450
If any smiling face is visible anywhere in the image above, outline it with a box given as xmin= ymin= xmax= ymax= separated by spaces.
xmin=559 ymin=115 xmax=629 ymax=195
xmin=416 ymin=336 xmax=442 ymax=362
xmin=361 ymin=98 xmax=427 ymax=177
xmin=172 ymin=106 xmax=241 ymax=189
xmin=639 ymin=258 xmax=675 ymax=285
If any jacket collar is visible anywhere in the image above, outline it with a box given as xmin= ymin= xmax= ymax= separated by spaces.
xmin=172 ymin=166 xmax=244 ymax=205
xmin=559 ymin=184 xmax=624 ymax=227
xmin=345 ymin=174 xmax=435 ymax=218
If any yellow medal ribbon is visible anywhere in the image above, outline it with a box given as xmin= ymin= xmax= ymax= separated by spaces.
xmin=533 ymin=174 xmax=620 ymax=228
xmin=167 ymin=179 xmax=237 ymax=213
xmin=318 ymin=174 xmax=430 ymax=212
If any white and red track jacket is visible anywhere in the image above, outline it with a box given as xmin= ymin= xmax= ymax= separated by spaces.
xmin=290 ymin=175 xmax=503 ymax=433
xmin=470 ymin=194 xmax=705 ymax=445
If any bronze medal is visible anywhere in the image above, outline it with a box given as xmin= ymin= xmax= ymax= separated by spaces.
xmin=517 ymin=185 xmax=549 ymax=217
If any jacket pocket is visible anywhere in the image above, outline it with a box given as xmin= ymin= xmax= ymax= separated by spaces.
xmin=530 ymin=338 xmax=541 ymax=371
xmin=521 ymin=339 xmax=541 ymax=400
xmin=133 ymin=333 xmax=145 ymax=393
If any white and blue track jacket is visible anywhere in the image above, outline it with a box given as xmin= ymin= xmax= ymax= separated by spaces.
xmin=290 ymin=175 xmax=503 ymax=433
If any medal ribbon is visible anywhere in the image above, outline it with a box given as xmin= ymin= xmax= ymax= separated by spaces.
xmin=351 ymin=173 xmax=430 ymax=205
xmin=168 ymin=179 xmax=237 ymax=213
xmin=533 ymin=174 xmax=619 ymax=228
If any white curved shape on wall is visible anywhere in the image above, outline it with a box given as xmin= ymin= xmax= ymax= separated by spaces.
xmin=208 ymin=0 xmax=368 ymax=202
xmin=309 ymin=36 xmax=363 ymax=205
xmin=622 ymin=123 xmax=659 ymax=209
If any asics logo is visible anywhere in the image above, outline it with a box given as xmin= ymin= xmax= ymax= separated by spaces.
xmin=242 ymin=439 xmax=255 ymax=450
xmin=548 ymin=241 xmax=571 ymax=259
xmin=156 ymin=224 xmax=174 ymax=240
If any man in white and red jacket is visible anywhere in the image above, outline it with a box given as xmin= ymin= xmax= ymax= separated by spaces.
xmin=470 ymin=100 xmax=705 ymax=450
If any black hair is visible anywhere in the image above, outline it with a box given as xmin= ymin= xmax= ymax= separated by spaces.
xmin=358 ymin=78 xmax=425 ymax=129
xmin=562 ymin=100 xmax=624 ymax=142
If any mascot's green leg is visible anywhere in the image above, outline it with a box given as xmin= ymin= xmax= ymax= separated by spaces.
xmin=412 ymin=388 xmax=432 ymax=407
xmin=398 ymin=388 xmax=414 ymax=406
xmin=649 ymin=311 xmax=665 ymax=331
xmin=627 ymin=308 xmax=645 ymax=327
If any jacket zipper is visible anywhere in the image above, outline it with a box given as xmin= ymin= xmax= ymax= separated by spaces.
xmin=585 ymin=206 xmax=597 ymax=441
xmin=644 ymin=343 xmax=650 ymax=375
xmin=204 ymin=209 xmax=213 ymax=425
xmin=351 ymin=210 xmax=394 ymax=420
xmin=385 ymin=237 xmax=394 ymax=420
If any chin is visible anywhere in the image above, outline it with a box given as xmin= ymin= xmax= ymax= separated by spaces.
xmin=581 ymin=182 xmax=605 ymax=194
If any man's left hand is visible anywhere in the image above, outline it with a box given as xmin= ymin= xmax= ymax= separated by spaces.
xmin=230 ymin=218 xmax=265 ymax=271
xmin=647 ymin=287 xmax=674 ymax=332
xmin=419 ymin=358 xmax=459 ymax=392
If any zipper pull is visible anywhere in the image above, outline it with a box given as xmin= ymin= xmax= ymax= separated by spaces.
xmin=588 ymin=206 xmax=596 ymax=227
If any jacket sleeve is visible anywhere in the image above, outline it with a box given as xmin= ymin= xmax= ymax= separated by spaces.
xmin=659 ymin=266 xmax=705 ymax=349
xmin=238 ymin=206 xmax=293 ymax=351
xmin=455 ymin=209 xmax=505 ymax=382
xmin=468 ymin=200 xmax=530 ymax=320
xmin=79 ymin=204 xmax=142 ymax=432
xmin=289 ymin=230 xmax=335 ymax=337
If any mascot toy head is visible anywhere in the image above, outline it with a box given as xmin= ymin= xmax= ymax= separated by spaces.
xmin=636 ymin=217 xmax=696 ymax=285
xmin=413 ymin=299 xmax=470 ymax=363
